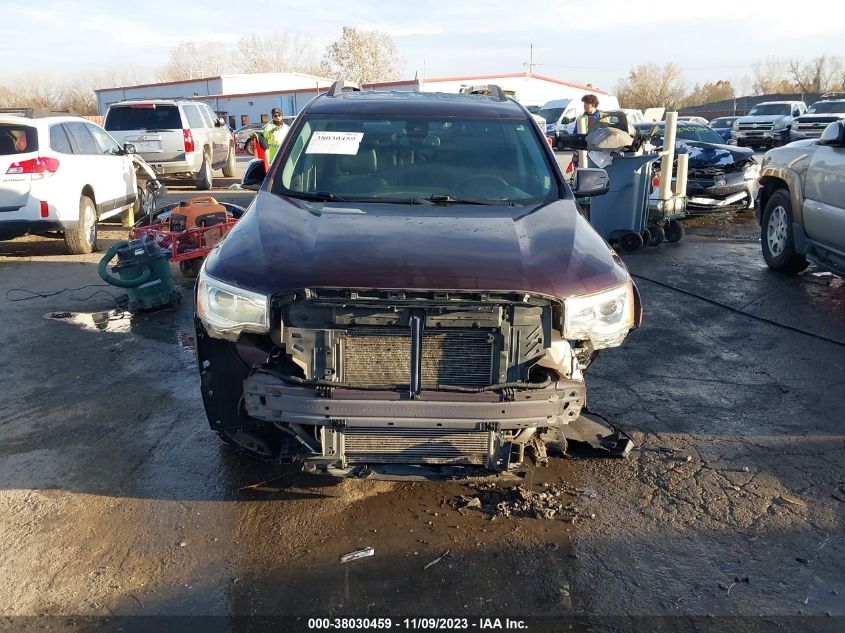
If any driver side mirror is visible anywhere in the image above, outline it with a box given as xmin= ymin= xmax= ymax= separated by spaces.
xmin=818 ymin=121 xmax=845 ymax=146
xmin=242 ymin=159 xmax=266 ymax=191
xmin=215 ymin=118 xmax=225 ymax=127
xmin=123 ymin=143 xmax=137 ymax=154
xmin=572 ymin=168 xmax=610 ymax=197
xmin=561 ymin=116 xmax=573 ymax=125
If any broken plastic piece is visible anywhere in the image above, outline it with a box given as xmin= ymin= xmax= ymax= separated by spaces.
xmin=339 ymin=547 xmax=374 ymax=563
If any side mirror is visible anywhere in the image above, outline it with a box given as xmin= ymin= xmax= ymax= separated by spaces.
xmin=241 ymin=159 xmax=266 ymax=191
xmin=572 ymin=168 xmax=610 ymax=197
xmin=561 ymin=116 xmax=573 ymax=125
xmin=215 ymin=118 xmax=224 ymax=127
xmin=123 ymin=143 xmax=137 ymax=154
xmin=818 ymin=121 xmax=845 ymax=146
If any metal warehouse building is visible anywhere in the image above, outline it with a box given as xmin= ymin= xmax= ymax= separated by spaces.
xmin=96 ymin=72 xmax=609 ymax=127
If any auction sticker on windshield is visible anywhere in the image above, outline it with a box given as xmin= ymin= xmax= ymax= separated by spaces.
xmin=305 ymin=132 xmax=364 ymax=155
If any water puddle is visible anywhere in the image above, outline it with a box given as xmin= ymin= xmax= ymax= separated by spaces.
xmin=43 ymin=310 xmax=196 ymax=352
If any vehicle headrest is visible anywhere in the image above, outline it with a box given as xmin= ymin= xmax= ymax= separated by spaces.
xmin=0 ymin=134 xmax=16 ymax=154
xmin=339 ymin=149 xmax=377 ymax=175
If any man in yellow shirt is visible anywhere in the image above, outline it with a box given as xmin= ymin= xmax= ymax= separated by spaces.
xmin=261 ymin=108 xmax=289 ymax=164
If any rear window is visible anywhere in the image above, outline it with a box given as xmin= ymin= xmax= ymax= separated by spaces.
xmin=105 ymin=105 xmax=182 ymax=131
xmin=0 ymin=124 xmax=38 ymax=155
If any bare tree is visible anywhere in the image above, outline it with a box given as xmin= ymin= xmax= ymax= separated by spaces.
xmin=237 ymin=32 xmax=322 ymax=75
xmin=683 ymin=80 xmax=736 ymax=107
xmin=616 ymin=63 xmax=687 ymax=111
xmin=751 ymin=56 xmax=797 ymax=95
xmin=157 ymin=41 xmax=236 ymax=82
xmin=788 ymin=55 xmax=845 ymax=93
xmin=60 ymin=77 xmax=99 ymax=115
xmin=320 ymin=26 xmax=403 ymax=84
xmin=3 ymin=74 xmax=63 ymax=110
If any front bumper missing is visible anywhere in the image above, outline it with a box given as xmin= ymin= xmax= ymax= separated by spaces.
xmin=242 ymin=369 xmax=585 ymax=471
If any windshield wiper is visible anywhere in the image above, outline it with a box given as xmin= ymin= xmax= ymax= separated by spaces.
xmin=282 ymin=190 xmax=345 ymax=202
xmin=411 ymin=194 xmax=491 ymax=205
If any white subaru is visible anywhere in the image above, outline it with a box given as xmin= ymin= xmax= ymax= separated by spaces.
xmin=0 ymin=110 xmax=137 ymax=254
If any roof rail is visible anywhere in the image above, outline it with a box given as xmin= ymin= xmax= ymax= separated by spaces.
xmin=0 ymin=107 xmax=78 ymax=119
xmin=327 ymin=80 xmax=361 ymax=97
xmin=460 ymin=84 xmax=509 ymax=102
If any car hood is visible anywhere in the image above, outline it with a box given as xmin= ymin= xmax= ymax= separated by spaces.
xmin=674 ymin=140 xmax=755 ymax=171
xmin=204 ymin=192 xmax=629 ymax=300
xmin=737 ymin=115 xmax=789 ymax=125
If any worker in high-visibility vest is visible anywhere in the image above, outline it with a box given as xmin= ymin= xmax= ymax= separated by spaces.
xmin=572 ymin=94 xmax=604 ymax=169
xmin=261 ymin=108 xmax=289 ymax=165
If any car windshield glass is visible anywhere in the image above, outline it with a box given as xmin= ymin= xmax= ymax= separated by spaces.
xmin=0 ymin=124 xmax=38 ymax=154
xmin=538 ymin=107 xmax=565 ymax=123
xmin=645 ymin=124 xmax=726 ymax=145
xmin=748 ymin=104 xmax=790 ymax=116
xmin=105 ymin=105 xmax=182 ymax=131
xmin=272 ymin=115 xmax=557 ymax=205
xmin=808 ymin=101 xmax=845 ymax=113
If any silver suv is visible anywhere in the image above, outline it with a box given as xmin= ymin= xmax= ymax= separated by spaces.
xmin=104 ymin=99 xmax=234 ymax=190
xmin=790 ymin=98 xmax=845 ymax=141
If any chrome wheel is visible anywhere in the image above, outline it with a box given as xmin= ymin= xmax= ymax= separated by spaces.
xmin=83 ymin=201 xmax=96 ymax=248
xmin=767 ymin=205 xmax=788 ymax=256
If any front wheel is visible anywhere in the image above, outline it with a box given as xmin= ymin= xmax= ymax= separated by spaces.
xmin=760 ymin=190 xmax=808 ymax=274
xmin=664 ymin=220 xmax=685 ymax=243
xmin=64 ymin=195 xmax=98 ymax=254
xmin=245 ymin=137 xmax=255 ymax=156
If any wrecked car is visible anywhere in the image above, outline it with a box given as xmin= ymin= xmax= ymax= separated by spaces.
xmin=195 ymin=82 xmax=641 ymax=477
xmin=637 ymin=121 xmax=759 ymax=213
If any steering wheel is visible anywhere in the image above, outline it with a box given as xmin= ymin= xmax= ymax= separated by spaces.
xmin=455 ymin=175 xmax=511 ymax=198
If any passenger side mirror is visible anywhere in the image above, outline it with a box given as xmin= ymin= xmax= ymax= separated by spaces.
xmin=572 ymin=168 xmax=610 ymax=197
xmin=123 ymin=143 xmax=137 ymax=154
xmin=241 ymin=159 xmax=266 ymax=190
xmin=818 ymin=121 xmax=845 ymax=146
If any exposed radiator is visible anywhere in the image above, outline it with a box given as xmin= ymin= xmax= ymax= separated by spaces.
xmin=343 ymin=328 xmax=494 ymax=388
xmin=343 ymin=427 xmax=492 ymax=465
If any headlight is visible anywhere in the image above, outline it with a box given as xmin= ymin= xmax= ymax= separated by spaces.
xmin=563 ymin=279 xmax=636 ymax=349
xmin=733 ymin=120 xmax=741 ymax=130
xmin=772 ymin=120 xmax=787 ymax=130
xmin=791 ymin=120 xmax=800 ymax=130
xmin=744 ymin=164 xmax=760 ymax=180
xmin=197 ymin=269 xmax=269 ymax=341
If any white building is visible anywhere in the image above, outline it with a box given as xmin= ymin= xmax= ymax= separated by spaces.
xmin=96 ymin=72 xmax=612 ymax=128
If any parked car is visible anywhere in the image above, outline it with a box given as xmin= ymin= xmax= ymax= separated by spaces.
xmin=1 ymin=109 xmax=137 ymax=254
xmin=709 ymin=116 xmax=739 ymax=142
xmin=790 ymin=99 xmax=845 ymax=142
xmin=756 ymin=120 xmax=845 ymax=276
xmin=195 ymin=83 xmax=642 ymax=476
xmin=636 ymin=121 xmax=759 ymax=212
xmin=104 ymin=99 xmax=235 ymax=190
xmin=733 ymin=101 xmax=807 ymax=149
xmin=677 ymin=116 xmax=709 ymax=126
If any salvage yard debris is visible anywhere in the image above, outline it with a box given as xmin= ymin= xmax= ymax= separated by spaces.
xmin=339 ymin=547 xmax=374 ymax=563
xmin=452 ymin=482 xmax=598 ymax=522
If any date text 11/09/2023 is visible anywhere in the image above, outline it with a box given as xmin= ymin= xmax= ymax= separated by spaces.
xmin=307 ymin=618 xmax=528 ymax=630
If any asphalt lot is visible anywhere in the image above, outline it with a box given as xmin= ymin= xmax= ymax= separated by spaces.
xmin=0 ymin=154 xmax=843 ymax=630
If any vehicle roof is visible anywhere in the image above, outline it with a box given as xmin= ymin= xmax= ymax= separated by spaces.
xmin=752 ymin=101 xmax=802 ymax=105
xmin=810 ymin=99 xmax=845 ymax=105
xmin=110 ymin=98 xmax=198 ymax=106
xmin=0 ymin=114 xmax=94 ymax=126
xmin=306 ymin=90 xmax=529 ymax=119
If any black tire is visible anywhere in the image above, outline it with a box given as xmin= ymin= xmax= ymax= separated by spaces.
xmin=222 ymin=144 xmax=236 ymax=177
xmin=64 ymin=195 xmax=98 ymax=254
xmin=179 ymin=258 xmax=202 ymax=278
xmin=665 ymin=220 xmax=685 ymax=243
xmin=619 ymin=231 xmax=644 ymax=253
xmin=245 ymin=137 xmax=255 ymax=156
xmin=648 ymin=223 xmax=665 ymax=246
xmin=641 ymin=228 xmax=652 ymax=247
xmin=760 ymin=189 xmax=808 ymax=274
xmin=196 ymin=152 xmax=213 ymax=190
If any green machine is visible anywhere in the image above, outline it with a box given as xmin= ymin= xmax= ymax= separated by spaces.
xmin=98 ymin=238 xmax=181 ymax=312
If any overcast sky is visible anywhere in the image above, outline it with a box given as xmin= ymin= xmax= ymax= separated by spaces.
xmin=2 ymin=0 xmax=845 ymax=93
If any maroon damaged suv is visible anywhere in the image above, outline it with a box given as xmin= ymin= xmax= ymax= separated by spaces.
xmin=194 ymin=82 xmax=642 ymax=477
